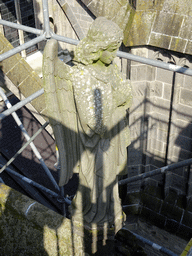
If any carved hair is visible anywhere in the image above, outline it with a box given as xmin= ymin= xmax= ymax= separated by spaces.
xmin=74 ymin=17 xmax=124 ymax=65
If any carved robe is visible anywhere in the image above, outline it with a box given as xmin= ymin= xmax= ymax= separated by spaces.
xmin=70 ymin=62 xmax=132 ymax=226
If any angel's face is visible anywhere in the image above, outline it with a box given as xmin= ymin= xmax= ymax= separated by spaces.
xmin=99 ymin=45 xmax=118 ymax=65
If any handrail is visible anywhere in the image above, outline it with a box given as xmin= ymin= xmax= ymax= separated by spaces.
xmin=0 ymin=163 xmax=71 ymax=205
xmin=119 ymin=158 xmax=192 ymax=186
xmin=0 ymin=19 xmax=42 ymax=35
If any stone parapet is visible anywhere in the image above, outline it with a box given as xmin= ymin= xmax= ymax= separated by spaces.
xmin=0 ymin=183 xmax=74 ymax=255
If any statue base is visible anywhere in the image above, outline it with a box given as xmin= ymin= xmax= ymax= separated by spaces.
xmin=71 ymin=214 xmax=125 ymax=255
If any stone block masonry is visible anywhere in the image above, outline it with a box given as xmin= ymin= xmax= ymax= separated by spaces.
xmin=122 ymin=43 xmax=192 ymax=236
xmin=0 ymin=32 xmax=48 ymax=127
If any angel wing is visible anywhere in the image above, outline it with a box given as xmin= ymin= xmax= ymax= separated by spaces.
xmin=43 ymin=39 xmax=79 ymax=187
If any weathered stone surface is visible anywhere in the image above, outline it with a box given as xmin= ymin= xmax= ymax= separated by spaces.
xmin=149 ymin=33 xmax=172 ymax=50
xmin=151 ymin=138 xmax=166 ymax=153
xmin=143 ymin=178 xmax=163 ymax=197
xmin=151 ymin=127 xmax=168 ymax=143
xmin=182 ymin=211 xmax=192 ymax=229
xmin=176 ymin=120 xmax=192 ymax=137
xmin=81 ymin=0 xmax=192 ymax=53
xmin=156 ymin=67 xmax=173 ymax=84
xmin=0 ymin=183 xmax=74 ymax=255
xmin=180 ymin=88 xmax=192 ymax=107
xmin=131 ymin=47 xmax=148 ymax=59
xmin=0 ymin=33 xmax=45 ymax=116
xmin=125 ymin=11 xmax=156 ymax=47
xmin=1 ymin=54 xmax=21 ymax=75
xmin=61 ymin=2 xmax=85 ymax=39
xmin=174 ymin=134 xmax=192 ymax=152
xmin=170 ymin=38 xmax=188 ymax=53
xmin=82 ymin=0 xmax=133 ymax=34
xmin=0 ymin=34 xmax=10 ymax=53
xmin=183 ymin=73 xmax=192 ymax=90
xmin=133 ymin=65 xmax=155 ymax=81
xmin=185 ymin=40 xmax=192 ymax=55
xmin=153 ymin=12 xmax=183 ymax=37
xmin=140 ymin=206 xmax=166 ymax=228
xmin=150 ymin=80 xmax=163 ymax=97
xmin=165 ymin=172 xmax=187 ymax=195
xmin=6 ymin=59 xmax=33 ymax=86
xmin=161 ymin=201 xmax=184 ymax=222
xmin=18 ymin=73 xmax=45 ymax=113
xmin=141 ymin=192 xmax=163 ymax=212
xmin=163 ymin=83 xmax=172 ymax=100
xmin=180 ymin=16 xmax=192 ymax=40
xmin=172 ymin=149 xmax=192 ymax=163
xmin=132 ymin=80 xmax=148 ymax=96
xmin=123 ymin=204 xmax=140 ymax=215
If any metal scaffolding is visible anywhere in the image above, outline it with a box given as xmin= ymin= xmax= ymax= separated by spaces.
xmin=1 ymin=2 xmax=192 ymax=255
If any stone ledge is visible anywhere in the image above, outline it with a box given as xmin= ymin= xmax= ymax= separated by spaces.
xmin=0 ymin=183 xmax=74 ymax=255
xmin=0 ymin=33 xmax=54 ymax=135
xmin=0 ymin=33 xmax=45 ymax=115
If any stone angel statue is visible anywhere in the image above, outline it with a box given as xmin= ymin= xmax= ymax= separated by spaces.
xmin=43 ymin=17 xmax=132 ymax=233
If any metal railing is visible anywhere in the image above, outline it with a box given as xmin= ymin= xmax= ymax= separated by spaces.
xmin=0 ymin=0 xmax=192 ymax=211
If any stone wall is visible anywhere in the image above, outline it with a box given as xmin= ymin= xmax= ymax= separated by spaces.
xmin=122 ymin=45 xmax=192 ymax=237
xmin=127 ymin=45 xmax=192 ymax=188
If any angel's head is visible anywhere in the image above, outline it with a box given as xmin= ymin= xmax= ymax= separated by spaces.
xmin=74 ymin=17 xmax=124 ymax=65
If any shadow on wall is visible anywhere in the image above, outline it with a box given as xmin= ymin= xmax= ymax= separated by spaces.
xmin=125 ymin=64 xmax=192 ymax=239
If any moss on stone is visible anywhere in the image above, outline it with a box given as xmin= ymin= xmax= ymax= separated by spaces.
xmin=170 ymin=37 xmax=187 ymax=53
xmin=0 ymin=184 xmax=75 ymax=255
xmin=0 ymin=184 xmax=11 ymax=211
xmin=125 ymin=10 xmax=156 ymax=47
xmin=149 ymin=33 xmax=171 ymax=49
xmin=123 ymin=8 xmax=136 ymax=45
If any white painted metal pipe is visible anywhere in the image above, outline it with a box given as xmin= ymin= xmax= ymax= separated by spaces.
xmin=0 ymin=88 xmax=59 ymax=190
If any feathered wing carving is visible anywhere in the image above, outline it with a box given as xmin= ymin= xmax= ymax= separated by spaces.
xmin=43 ymin=39 xmax=79 ymax=187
